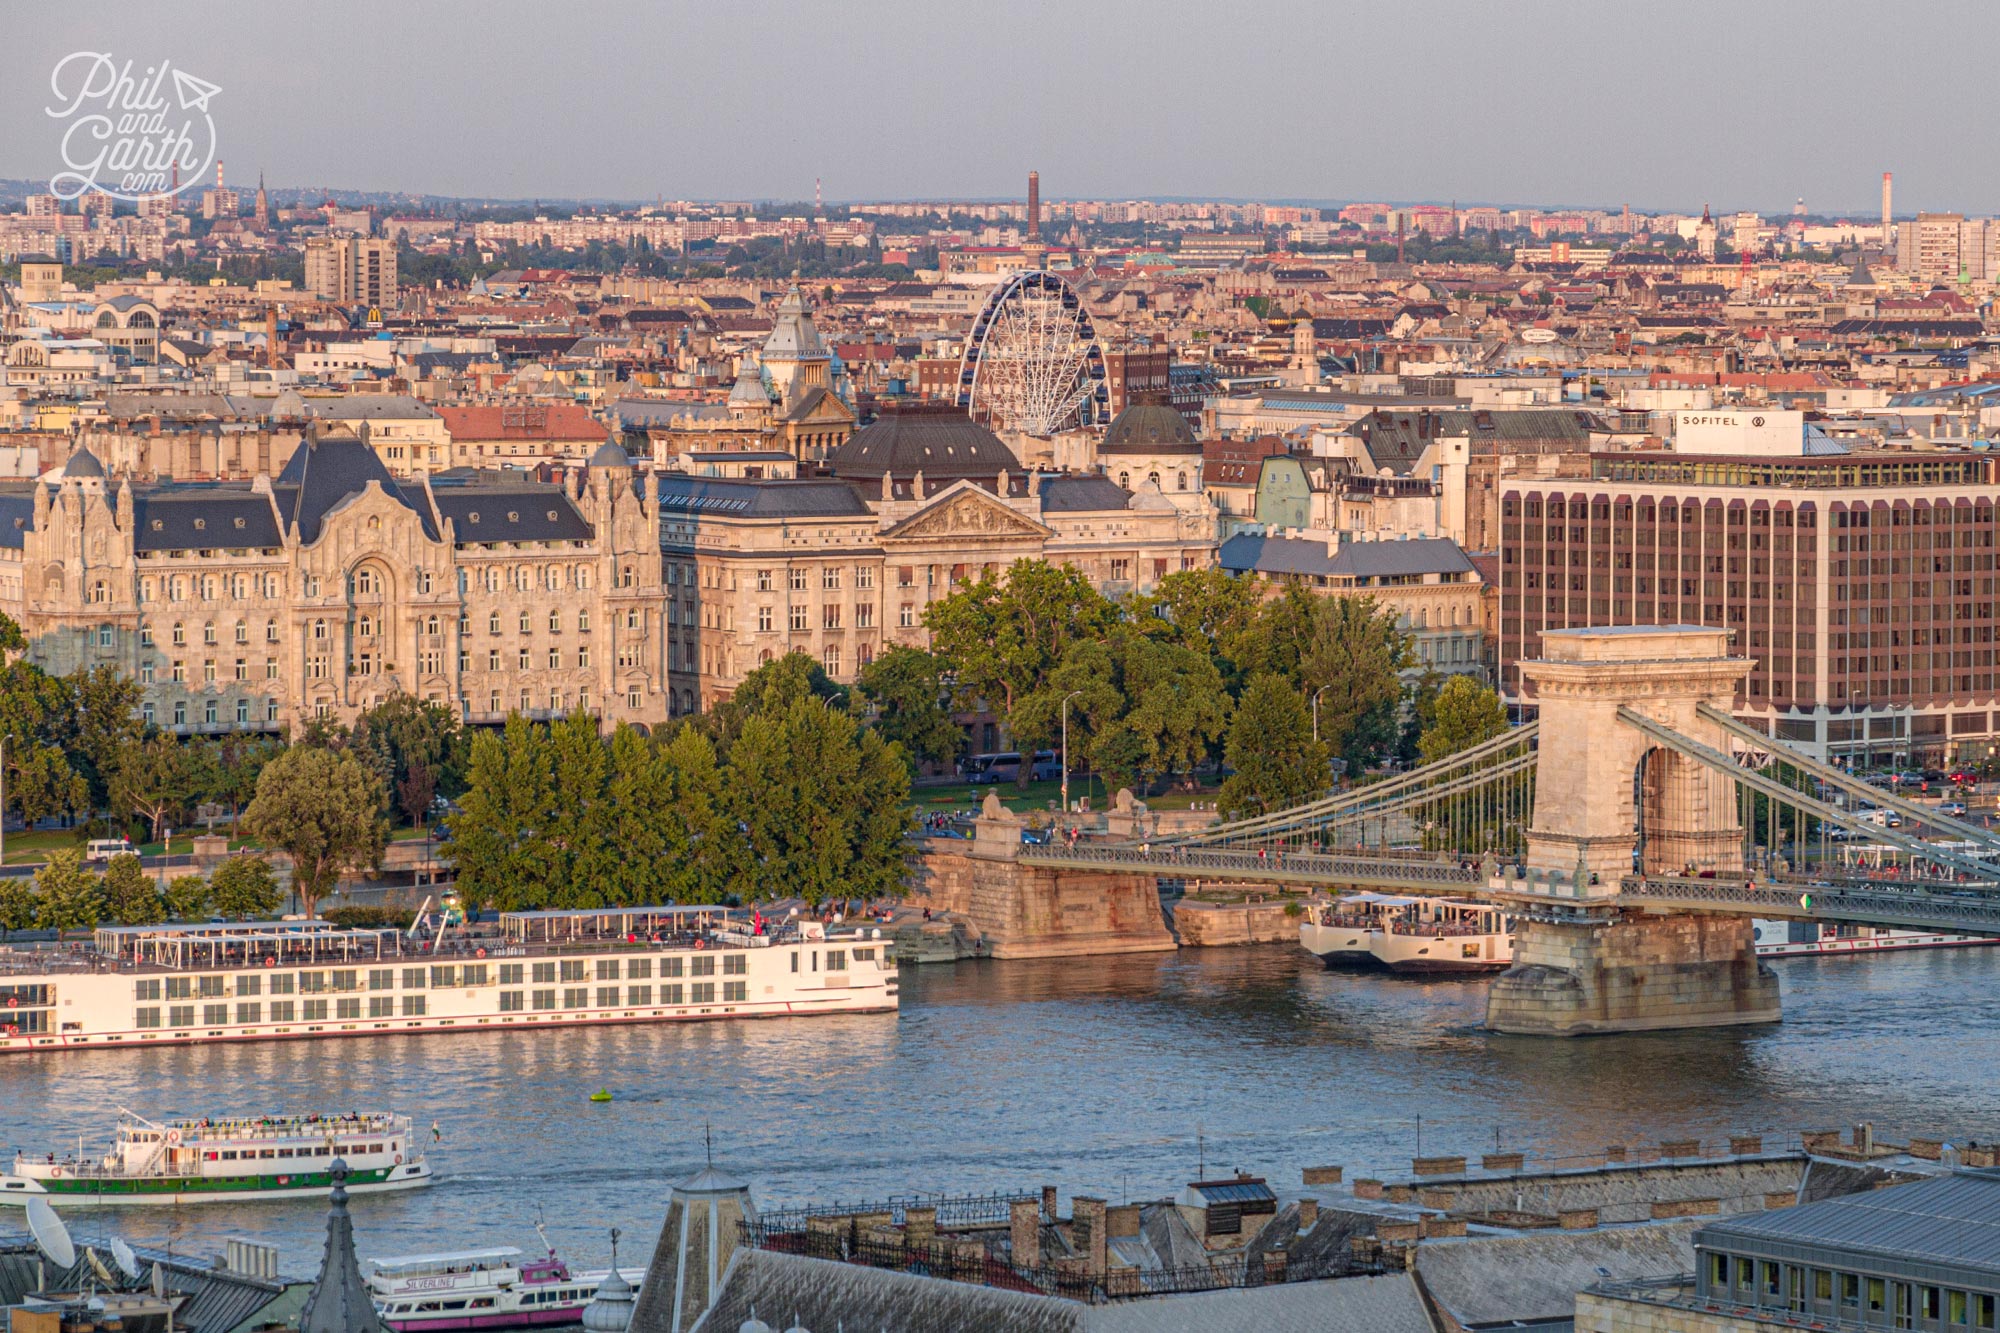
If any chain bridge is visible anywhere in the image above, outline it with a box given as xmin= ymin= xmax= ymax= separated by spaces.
xmin=1010 ymin=625 xmax=2000 ymax=1034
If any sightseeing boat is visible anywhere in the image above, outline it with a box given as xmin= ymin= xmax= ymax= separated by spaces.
xmin=0 ymin=907 xmax=897 ymax=1057
xmin=1751 ymin=919 xmax=2000 ymax=958
xmin=0 ymin=1109 xmax=431 ymax=1205
xmin=1299 ymin=894 xmax=1515 ymax=973
xmin=367 ymin=1241 xmax=644 ymax=1331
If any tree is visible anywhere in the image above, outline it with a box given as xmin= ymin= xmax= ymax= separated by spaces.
xmin=353 ymin=693 xmax=467 ymax=824
xmin=925 ymin=560 xmax=1117 ymax=783
xmin=1217 ymin=673 xmax=1331 ymax=820
xmin=209 ymin=855 xmax=282 ymax=920
xmin=724 ymin=697 xmax=911 ymax=904
xmin=34 ymin=848 xmax=103 ymax=931
xmin=445 ymin=716 xmax=558 ymax=912
xmin=699 ymin=651 xmax=847 ymax=756
xmin=1296 ymin=595 xmax=1410 ymax=768
xmin=0 ymin=876 xmax=34 ymax=936
xmin=110 ymin=734 xmax=201 ymax=841
xmin=545 ymin=710 xmax=611 ymax=906
xmin=1418 ymin=676 xmax=1509 ymax=766
xmin=243 ymin=746 xmax=389 ymax=919
xmin=856 ymin=646 xmax=964 ymax=772
xmin=655 ymin=725 xmax=738 ymax=903
xmin=101 ymin=853 xmax=162 ymax=925
xmin=164 ymin=872 xmax=210 ymax=922
xmin=60 ymin=664 xmax=145 ymax=811
xmin=1090 ymin=635 xmax=1230 ymax=791
xmin=1133 ymin=568 xmax=1266 ymax=682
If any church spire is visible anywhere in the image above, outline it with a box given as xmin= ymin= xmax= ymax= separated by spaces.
xmin=298 ymin=1160 xmax=388 ymax=1333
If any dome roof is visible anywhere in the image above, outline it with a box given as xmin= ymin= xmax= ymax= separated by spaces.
xmin=62 ymin=445 xmax=106 ymax=479
xmin=728 ymin=360 xmax=770 ymax=407
xmin=589 ymin=437 xmax=633 ymax=469
xmin=826 ymin=405 xmax=1019 ymax=481
xmin=1101 ymin=399 xmax=1196 ymax=454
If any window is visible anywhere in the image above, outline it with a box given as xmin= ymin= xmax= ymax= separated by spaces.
xmin=532 ymin=961 xmax=556 ymax=984
xmin=826 ymin=950 xmax=847 ymax=972
xmin=563 ymin=987 xmax=589 ymax=1009
xmin=402 ymin=967 xmax=427 ymax=990
xmin=519 ymin=610 xmax=532 ymax=634
xmin=499 ymin=991 xmax=524 ymax=1012
xmin=369 ymin=996 xmax=394 ymax=1018
xmin=595 ymin=960 xmax=621 ymax=980
xmin=532 ymin=989 xmax=557 ymax=1010
xmin=560 ymin=960 xmax=588 ymax=982
xmin=369 ymin=969 xmax=395 ymax=991
xmin=758 ymin=606 xmax=773 ymax=632
xmin=690 ymin=955 xmax=716 ymax=977
xmin=402 ymin=995 xmax=427 ymax=1017
xmin=756 ymin=570 xmax=772 ymax=592
xmin=136 ymin=1007 xmax=161 ymax=1028
xmin=627 ymin=985 xmax=652 ymax=1006
xmin=900 ymin=603 xmax=915 ymax=628
xmin=789 ymin=605 xmax=808 ymax=631
xmin=595 ymin=987 xmax=619 ymax=1007
xmin=723 ymin=980 xmax=747 ymax=1003
xmin=203 ymin=1003 xmax=228 ymax=1026
xmin=549 ymin=610 xmax=562 ymax=633
xmin=302 ymin=999 xmax=328 ymax=1022
xmin=336 ymin=997 xmax=361 ymax=1020
xmin=722 ymin=954 xmax=747 ymax=975
xmin=627 ymin=959 xmax=652 ymax=979
xmin=661 ymin=983 xmax=684 ymax=1006
xmin=270 ymin=1000 xmax=295 ymax=1022
xmin=856 ymin=567 xmax=874 ymax=590
xmin=691 ymin=982 xmax=716 ymax=1004
xmin=822 ymin=567 xmax=841 ymax=590
xmin=548 ymin=648 xmax=561 ymax=670
xmin=659 ymin=957 xmax=684 ymax=978
xmin=168 ymin=1005 xmax=194 ymax=1028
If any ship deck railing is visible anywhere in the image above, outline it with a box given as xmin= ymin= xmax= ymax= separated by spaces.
xmin=0 ymin=920 xmax=886 ymax=975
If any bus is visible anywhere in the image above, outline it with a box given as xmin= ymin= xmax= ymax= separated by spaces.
xmin=962 ymin=751 xmax=1063 ymax=784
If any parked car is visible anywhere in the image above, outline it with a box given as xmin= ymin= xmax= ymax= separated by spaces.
xmin=84 ymin=838 xmax=137 ymax=864
xmin=1939 ymin=801 xmax=1969 ymax=818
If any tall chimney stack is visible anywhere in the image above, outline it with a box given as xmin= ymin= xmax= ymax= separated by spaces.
xmin=1881 ymin=172 xmax=1893 ymax=232
xmin=1027 ymin=170 xmax=1041 ymax=242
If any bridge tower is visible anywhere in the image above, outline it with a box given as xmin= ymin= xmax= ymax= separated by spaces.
xmin=1521 ymin=625 xmax=1748 ymax=884
xmin=1491 ymin=625 xmax=1779 ymax=1036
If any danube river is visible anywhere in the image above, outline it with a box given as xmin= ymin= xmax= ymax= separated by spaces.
xmin=2 ymin=944 xmax=1993 ymax=1273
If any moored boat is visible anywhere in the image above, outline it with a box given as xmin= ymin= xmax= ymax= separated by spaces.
xmin=367 ymin=1241 xmax=643 ymax=1331
xmin=1299 ymin=894 xmax=1515 ymax=973
xmin=1 ymin=1109 xmax=432 ymax=1205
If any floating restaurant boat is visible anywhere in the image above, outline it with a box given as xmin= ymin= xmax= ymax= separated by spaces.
xmin=366 ymin=1240 xmax=643 ymax=1332
xmin=0 ymin=906 xmax=897 ymax=1057
xmin=1299 ymin=894 xmax=1516 ymax=973
xmin=0 ymin=1109 xmax=431 ymax=1205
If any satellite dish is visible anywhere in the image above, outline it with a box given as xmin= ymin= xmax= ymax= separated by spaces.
xmin=27 ymin=1194 xmax=76 ymax=1268
xmin=86 ymin=1248 xmax=117 ymax=1285
xmin=111 ymin=1237 xmax=140 ymax=1281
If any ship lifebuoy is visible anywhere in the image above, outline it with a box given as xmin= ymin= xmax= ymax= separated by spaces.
xmin=49 ymin=1166 xmax=60 ymax=1178
xmin=394 ymin=1153 xmax=402 ymax=1165
xmin=4 ymin=997 xmax=16 ymax=1008
xmin=694 ymin=939 xmax=705 ymax=950
xmin=475 ymin=948 xmax=486 ymax=959
xmin=166 ymin=1129 xmax=181 ymax=1145
xmin=265 ymin=957 xmax=276 ymax=968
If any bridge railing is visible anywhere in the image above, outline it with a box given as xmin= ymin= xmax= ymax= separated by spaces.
xmin=1020 ymin=842 xmax=1485 ymax=887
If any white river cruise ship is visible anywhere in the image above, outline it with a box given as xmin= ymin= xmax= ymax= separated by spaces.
xmin=0 ymin=907 xmax=897 ymax=1056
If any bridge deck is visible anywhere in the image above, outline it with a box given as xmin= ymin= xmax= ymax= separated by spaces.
xmin=1016 ymin=845 xmax=2000 ymax=937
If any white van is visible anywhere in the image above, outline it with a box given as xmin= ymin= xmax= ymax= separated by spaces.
xmin=84 ymin=838 xmax=137 ymax=864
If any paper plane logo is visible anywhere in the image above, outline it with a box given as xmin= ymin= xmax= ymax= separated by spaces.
xmin=45 ymin=52 xmax=221 ymax=202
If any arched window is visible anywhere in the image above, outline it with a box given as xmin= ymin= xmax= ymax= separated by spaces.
xmin=624 ymin=609 xmax=640 ymax=630
xmin=128 ymin=310 xmax=155 ymax=329
xmin=353 ymin=569 xmax=376 ymax=595
xmin=234 ymin=620 xmax=247 ymax=644
xmin=1177 ymin=471 xmax=1189 ymax=492
xmin=95 ymin=309 xmax=118 ymax=329
xmin=89 ymin=580 xmax=107 ymax=604
xmin=1118 ymin=471 xmax=1131 ymax=489
xmin=620 ymin=564 xmax=635 ymax=588
xmin=357 ymin=615 xmax=374 ymax=638
xmin=312 ymin=619 xmax=327 ymax=641
xmin=425 ymin=615 xmax=440 ymax=636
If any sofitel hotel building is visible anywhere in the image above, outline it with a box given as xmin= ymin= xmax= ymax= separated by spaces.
xmin=1498 ymin=409 xmax=2000 ymax=768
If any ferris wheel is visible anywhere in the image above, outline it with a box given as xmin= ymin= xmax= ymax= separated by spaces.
xmin=956 ymin=270 xmax=1109 ymax=436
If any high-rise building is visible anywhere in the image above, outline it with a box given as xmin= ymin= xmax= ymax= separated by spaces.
xmin=1896 ymin=211 xmax=1971 ymax=278
xmin=304 ymin=235 xmax=398 ymax=309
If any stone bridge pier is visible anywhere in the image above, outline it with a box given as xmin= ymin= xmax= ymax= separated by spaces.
xmin=1487 ymin=627 xmax=1780 ymax=1036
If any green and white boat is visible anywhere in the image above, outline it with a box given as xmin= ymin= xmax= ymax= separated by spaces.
xmin=1 ymin=1108 xmax=433 ymax=1206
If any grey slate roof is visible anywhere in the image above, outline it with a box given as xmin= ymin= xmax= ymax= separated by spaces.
xmin=1414 ymin=1220 xmax=1700 ymax=1327
xmin=0 ymin=489 xmax=34 ymax=549
xmin=1102 ymin=400 xmax=1198 ymax=454
xmin=692 ymin=1248 xmax=1432 ymax=1333
xmin=1038 ymin=475 xmax=1134 ymax=513
xmin=828 ymin=405 xmax=1018 ymax=481
xmin=299 ymin=1161 xmax=389 ymax=1333
xmin=1218 ymin=533 xmax=1476 ymax=581
xmin=133 ymin=486 xmax=285 ymax=551
xmin=274 ymin=431 xmax=436 ymax=543
xmin=655 ymin=474 xmax=873 ymax=520
xmin=303 ymin=394 xmax=440 ymax=422
xmin=429 ymin=478 xmax=593 ymax=543
xmin=0 ymin=1238 xmax=305 ymax=1333
xmin=1698 ymin=1169 xmax=2000 ymax=1277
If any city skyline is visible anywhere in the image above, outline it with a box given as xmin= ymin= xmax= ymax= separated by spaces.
xmin=9 ymin=0 xmax=2000 ymax=215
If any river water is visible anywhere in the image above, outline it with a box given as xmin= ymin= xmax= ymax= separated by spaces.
xmin=1 ymin=944 xmax=1993 ymax=1275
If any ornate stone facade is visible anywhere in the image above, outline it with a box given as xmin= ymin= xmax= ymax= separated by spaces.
xmin=9 ymin=435 xmax=667 ymax=733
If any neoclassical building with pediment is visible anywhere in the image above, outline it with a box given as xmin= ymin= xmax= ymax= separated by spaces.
xmin=7 ymin=431 xmax=669 ymax=734
xmin=655 ymin=404 xmax=1216 ymax=712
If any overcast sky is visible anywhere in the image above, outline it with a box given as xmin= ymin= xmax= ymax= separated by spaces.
xmin=7 ymin=0 xmax=1995 ymax=215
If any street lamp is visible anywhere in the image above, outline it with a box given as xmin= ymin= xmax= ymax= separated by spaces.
xmin=1060 ymin=689 xmax=1085 ymax=814
xmin=1311 ymin=684 xmax=1334 ymax=744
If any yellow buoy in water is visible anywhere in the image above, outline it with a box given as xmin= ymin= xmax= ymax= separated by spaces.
xmin=589 ymin=1089 xmax=612 ymax=1103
